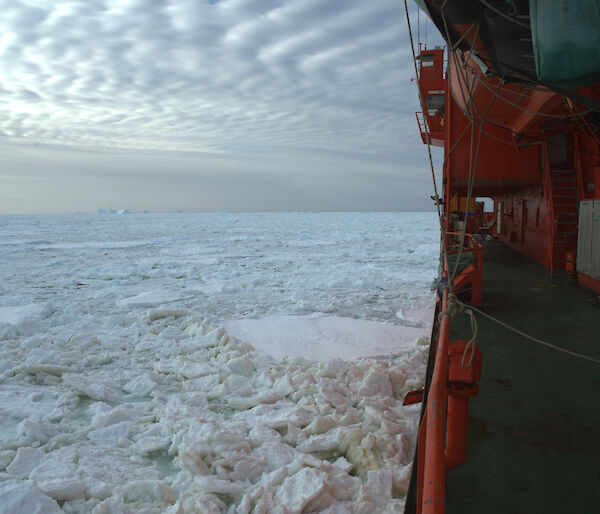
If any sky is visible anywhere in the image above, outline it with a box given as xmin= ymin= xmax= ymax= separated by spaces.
xmin=0 ymin=0 xmax=443 ymax=214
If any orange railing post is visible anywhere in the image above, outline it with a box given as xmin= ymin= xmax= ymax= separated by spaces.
xmin=443 ymin=232 xmax=484 ymax=305
xmin=445 ymin=341 xmax=482 ymax=471
xmin=412 ymin=246 xmax=483 ymax=514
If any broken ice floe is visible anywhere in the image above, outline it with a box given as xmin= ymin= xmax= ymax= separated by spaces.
xmin=1 ymin=311 xmax=427 ymax=513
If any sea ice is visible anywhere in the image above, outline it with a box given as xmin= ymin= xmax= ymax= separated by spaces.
xmin=224 ymin=315 xmax=429 ymax=361
xmin=0 ymin=303 xmax=52 ymax=325
xmin=63 ymin=375 xmax=120 ymax=403
xmin=117 ymin=290 xmax=188 ymax=308
xmin=276 ymin=467 xmax=329 ymax=513
xmin=0 ymin=480 xmax=62 ymax=513
xmin=0 ymin=212 xmax=437 ymax=512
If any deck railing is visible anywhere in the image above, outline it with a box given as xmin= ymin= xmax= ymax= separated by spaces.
xmin=444 ymin=232 xmax=484 ymax=270
xmin=415 ymin=111 xmax=430 ymax=139
xmin=419 ymin=285 xmax=451 ymax=513
xmin=443 ymin=232 xmax=484 ymax=305
xmin=416 ymin=111 xmax=444 ymax=138
xmin=411 ymin=235 xmax=483 ymax=514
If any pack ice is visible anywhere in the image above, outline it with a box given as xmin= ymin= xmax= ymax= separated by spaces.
xmin=0 ymin=311 xmax=429 ymax=513
xmin=0 ymin=212 xmax=437 ymax=512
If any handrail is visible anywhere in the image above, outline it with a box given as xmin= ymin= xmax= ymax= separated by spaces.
xmin=444 ymin=231 xmax=484 ymax=271
xmin=416 ymin=111 xmax=429 ymax=134
xmin=416 ymin=238 xmax=483 ymax=513
xmin=416 ymin=110 xmax=445 ymax=138
xmin=541 ymin=143 xmax=555 ymax=274
xmin=421 ymin=286 xmax=450 ymax=514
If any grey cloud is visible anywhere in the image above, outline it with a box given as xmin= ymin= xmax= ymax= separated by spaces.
xmin=0 ymin=0 xmax=443 ymax=213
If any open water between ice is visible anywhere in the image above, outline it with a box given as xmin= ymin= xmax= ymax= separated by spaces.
xmin=0 ymin=212 xmax=438 ymax=513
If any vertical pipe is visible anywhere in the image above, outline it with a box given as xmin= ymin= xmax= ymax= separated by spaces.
xmin=444 ymin=395 xmax=469 ymax=471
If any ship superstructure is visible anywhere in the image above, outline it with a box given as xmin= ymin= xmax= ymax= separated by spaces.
xmin=404 ymin=1 xmax=600 ymax=512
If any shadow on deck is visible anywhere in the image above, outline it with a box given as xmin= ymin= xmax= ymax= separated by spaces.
xmin=447 ymin=239 xmax=600 ymax=513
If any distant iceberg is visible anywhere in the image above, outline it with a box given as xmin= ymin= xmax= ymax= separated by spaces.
xmin=97 ymin=207 xmax=128 ymax=214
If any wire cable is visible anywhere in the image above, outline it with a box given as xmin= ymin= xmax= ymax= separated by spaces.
xmin=403 ymin=0 xmax=443 ymax=231
xmin=448 ymin=30 xmax=505 ymax=284
xmin=468 ymin=303 xmax=600 ymax=365
xmin=441 ymin=292 xmax=600 ymax=366
xmin=476 ymin=0 xmax=530 ymax=29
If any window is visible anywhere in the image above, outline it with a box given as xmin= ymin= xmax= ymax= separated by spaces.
xmin=425 ymin=95 xmax=444 ymax=115
xmin=421 ymin=54 xmax=434 ymax=67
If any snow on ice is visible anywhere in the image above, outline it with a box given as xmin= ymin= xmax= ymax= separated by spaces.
xmin=0 ymin=212 xmax=438 ymax=512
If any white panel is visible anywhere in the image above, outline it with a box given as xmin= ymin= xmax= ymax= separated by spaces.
xmin=577 ymin=200 xmax=593 ymax=274
xmin=591 ymin=200 xmax=600 ymax=279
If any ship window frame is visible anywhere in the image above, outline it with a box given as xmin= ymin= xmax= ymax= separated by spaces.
xmin=425 ymin=94 xmax=444 ymax=114
xmin=421 ymin=54 xmax=434 ymax=67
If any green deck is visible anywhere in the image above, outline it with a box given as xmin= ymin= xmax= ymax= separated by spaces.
xmin=446 ymin=240 xmax=600 ymax=513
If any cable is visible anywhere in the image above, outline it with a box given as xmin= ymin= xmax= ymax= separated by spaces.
xmin=566 ymin=98 xmax=600 ymax=148
xmin=425 ymin=9 xmax=428 ymax=47
xmin=403 ymin=0 xmax=443 ymax=234
xmin=476 ymin=78 xmax=591 ymax=119
xmin=441 ymin=292 xmax=600 ymax=366
xmin=448 ymin=24 xmax=505 ymax=284
xmin=468 ymin=303 xmax=600 ymax=366
xmin=445 ymin=123 xmax=471 ymax=158
xmin=444 ymin=50 xmax=600 ymax=156
xmin=438 ymin=2 xmax=487 ymax=287
xmin=474 ymin=51 xmax=600 ymax=113
xmin=476 ymin=0 xmax=530 ymax=29
xmin=451 ymin=21 xmax=478 ymax=51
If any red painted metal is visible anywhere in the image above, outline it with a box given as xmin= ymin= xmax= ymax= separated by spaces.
xmin=566 ymin=252 xmax=576 ymax=272
xmin=446 ymin=341 xmax=482 ymax=471
xmin=424 ymin=45 xmax=596 ymax=272
xmin=416 ymin=47 xmax=446 ymax=148
xmin=413 ymin=43 xmax=597 ymax=272
xmin=416 ymin=111 xmax=445 ymax=147
xmin=409 ymin=4 xmax=600 ymax=511
xmin=414 ymin=255 xmax=483 ymax=513
xmin=444 ymin=102 xmax=540 ymax=195
xmin=403 ymin=389 xmax=425 ymax=406
xmin=578 ymin=272 xmax=600 ymax=296
xmin=446 ymin=54 xmax=586 ymax=141
xmin=444 ymin=232 xmax=484 ymax=305
xmin=421 ymin=287 xmax=449 ymax=514
xmin=444 ymin=395 xmax=469 ymax=473
xmin=447 ymin=340 xmax=482 ymax=384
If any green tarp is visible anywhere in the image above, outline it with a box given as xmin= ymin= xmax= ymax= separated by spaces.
xmin=530 ymin=0 xmax=600 ymax=87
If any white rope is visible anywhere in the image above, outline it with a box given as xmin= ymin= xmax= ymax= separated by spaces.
xmin=439 ymin=291 xmax=600 ymax=366
xmin=466 ymin=301 xmax=600 ymax=366
xmin=438 ymin=293 xmax=478 ymax=368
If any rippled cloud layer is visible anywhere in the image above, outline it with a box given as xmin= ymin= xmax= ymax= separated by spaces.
xmin=0 ymin=0 xmax=441 ymax=213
